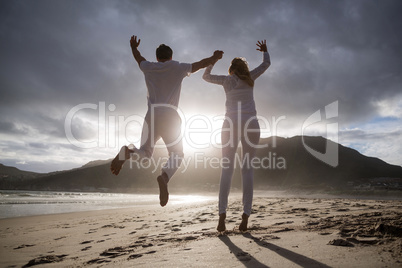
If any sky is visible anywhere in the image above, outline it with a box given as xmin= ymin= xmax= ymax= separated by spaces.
xmin=0 ymin=0 xmax=401 ymax=173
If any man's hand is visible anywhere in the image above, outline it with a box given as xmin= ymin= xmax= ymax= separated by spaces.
xmin=211 ymin=50 xmax=224 ymax=65
xmin=191 ymin=50 xmax=224 ymax=73
xmin=130 ymin=35 xmax=146 ymax=66
xmin=256 ymin=40 xmax=267 ymax=52
xmin=213 ymin=50 xmax=224 ymax=60
xmin=130 ymin=35 xmax=141 ymax=49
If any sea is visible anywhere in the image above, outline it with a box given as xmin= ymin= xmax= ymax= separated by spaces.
xmin=0 ymin=190 xmax=215 ymax=219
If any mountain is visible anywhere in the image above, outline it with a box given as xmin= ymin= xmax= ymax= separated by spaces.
xmin=1 ymin=136 xmax=401 ymax=193
xmin=0 ymin=163 xmax=43 ymax=189
xmin=253 ymin=136 xmax=402 ymax=189
xmin=80 ymin=159 xmax=112 ymax=169
xmin=0 ymin=163 xmax=43 ymax=179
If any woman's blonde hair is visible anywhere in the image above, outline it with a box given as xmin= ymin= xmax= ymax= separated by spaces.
xmin=228 ymin=57 xmax=254 ymax=87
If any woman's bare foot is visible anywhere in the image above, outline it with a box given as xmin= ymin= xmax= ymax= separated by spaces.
xmin=217 ymin=213 xmax=226 ymax=232
xmin=110 ymin=146 xmax=132 ymax=175
xmin=157 ymin=172 xmax=169 ymax=207
xmin=239 ymin=213 xmax=249 ymax=232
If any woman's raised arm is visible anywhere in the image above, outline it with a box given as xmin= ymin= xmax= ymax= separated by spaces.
xmin=250 ymin=39 xmax=271 ymax=80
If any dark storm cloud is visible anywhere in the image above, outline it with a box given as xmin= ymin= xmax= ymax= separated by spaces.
xmin=2 ymin=0 xmax=401 ymax=117
xmin=127 ymin=0 xmax=402 ymax=124
xmin=257 ymin=0 xmax=402 ymax=122
xmin=1 ymin=1 xmax=137 ymax=104
xmin=0 ymin=0 xmax=401 ymax=171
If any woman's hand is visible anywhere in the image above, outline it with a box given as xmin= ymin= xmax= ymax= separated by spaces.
xmin=256 ymin=40 xmax=267 ymax=52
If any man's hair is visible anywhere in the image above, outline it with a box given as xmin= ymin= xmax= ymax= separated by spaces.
xmin=156 ymin=44 xmax=173 ymax=60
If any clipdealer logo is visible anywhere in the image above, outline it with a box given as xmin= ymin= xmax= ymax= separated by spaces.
xmin=302 ymin=101 xmax=339 ymax=167
xmin=64 ymin=101 xmax=339 ymax=168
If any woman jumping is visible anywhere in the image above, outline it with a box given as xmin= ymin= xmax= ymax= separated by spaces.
xmin=202 ymin=40 xmax=270 ymax=232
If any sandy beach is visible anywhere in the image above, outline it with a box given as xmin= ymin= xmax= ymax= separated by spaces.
xmin=1 ymin=194 xmax=401 ymax=267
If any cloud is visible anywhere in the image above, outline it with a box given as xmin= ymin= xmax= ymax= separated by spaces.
xmin=340 ymin=128 xmax=402 ymax=166
xmin=374 ymin=94 xmax=402 ymax=119
xmin=1 ymin=0 xmax=401 ymax=172
xmin=0 ymin=120 xmax=29 ymax=135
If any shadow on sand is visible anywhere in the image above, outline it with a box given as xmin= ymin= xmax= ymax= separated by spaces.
xmin=219 ymin=235 xmax=269 ymax=268
xmin=219 ymin=233 xmax=332 ymax=268
xmin=242 ymin=233 xmax=332 ymax=268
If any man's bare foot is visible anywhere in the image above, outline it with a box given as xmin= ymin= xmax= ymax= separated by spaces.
xmin=110 ymin=146 xmax=132 ymax=175
xmin=157 ymin=172 xmax=169 ymax=207
xmin=217 ymin=213 xmax=226 ymax=232
xmin=239 ymin=213 xmax=249 ymax=232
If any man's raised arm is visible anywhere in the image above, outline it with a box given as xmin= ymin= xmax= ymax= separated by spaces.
xmin=130 ymin=35 xmax=146 ymax=66
xmin=191 ymin=50 xmax=224 ymax=73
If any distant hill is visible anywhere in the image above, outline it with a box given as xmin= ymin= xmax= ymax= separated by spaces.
xmin=1 ymin=136 xmax=401 ymax=193
xmin=253 ymin=136 xmax=402 ymax=189
xmin=0 ymin=163 xmax=43 ymax=189
xmin=80 ymin=159 xmax=113 ymax=169
xmin=0 ymin=163 xmax=42 ymax=179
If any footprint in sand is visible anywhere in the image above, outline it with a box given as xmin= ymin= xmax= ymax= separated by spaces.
xmin=128 ymin=254 xmax=143 ymax=259
xmin=24 ymin=254 xmax=68 ymax=267
xmin=87 ymin=258 xmax=111 ymax=264
xmin=272 ymin=227 xmax=294 ymax=233
xmin=328 ymin=239 xmax=354 ymax=247
xmin=272 ymin=221 xmax=294 ymax=226
xmin=236 ymin=251 xmax=251 ymax=262
xmin=80 ymin=240 xmax=93 ymax=245
xmin=14 ymin=244 xmax=35 ymax=250
xmin=184 ymin=236 xmax=198 ymax=241
xmin=103 ymin=233 xmax=116 ymax=237
xmin=102 ymin=224 xmax=125 ymax=229
xmin=100 ymin=246 xmax=133 ymax=259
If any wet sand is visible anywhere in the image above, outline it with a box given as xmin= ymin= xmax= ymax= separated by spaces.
xmin=0 ymin=195 xmax=401 ymax=267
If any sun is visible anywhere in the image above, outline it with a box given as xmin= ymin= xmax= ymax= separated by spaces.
xmin=182 ymin=114 xmax=223 ymax=152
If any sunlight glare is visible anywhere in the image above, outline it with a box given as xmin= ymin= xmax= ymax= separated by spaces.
xmin=170 ymin=194 xmax=215 ymax=205
xmin=182 ymin=114 xmax=223 ymax=152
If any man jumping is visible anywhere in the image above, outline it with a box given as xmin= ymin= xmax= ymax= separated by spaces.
xmin=110 ymin=35 xmax=223 ymax=207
